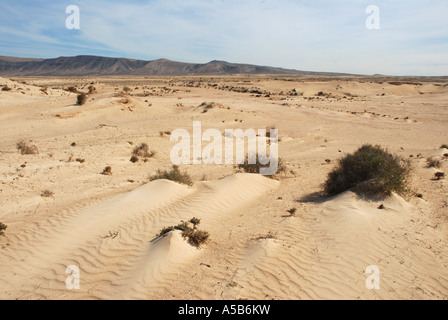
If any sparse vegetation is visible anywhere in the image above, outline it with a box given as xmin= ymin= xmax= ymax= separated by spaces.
xmin=41 ymin=190 xmax=54 ymax=198
xmin=157 ymin=217 xmax=210 ymax=248
xmin=237 ymin=155 xmax=287 ymax=178
xmin=149 ymin=165 xmax=193 ymax=186
xmin=2 ymin=86 xmax=12 ymax=91
xmin=67 ymin=86 xmax=78 ymax=93
xmin=324 ymin=144 xmax=412 ymax=197
xmin=77 ymin=93 xmax=87 ymax=105
xmin=102 ymin=166 xmax=112 ymax=175
xmin=132 ymin=143 xmax=155 ymax=158
xmin=427 ymin=157 xmax=441 ymax=169
xmin=17 ymin=141 xmax=39 ymax=155
xmin=0 ymin=222 xmax=7 ymax=236
xmin=435 ymin=172 xmax=445 ymax=180
xmin=123 ymin=86 xmax=131 ymax=94
xmin=131 ymin=143 xmax=156 ymax=163
xmin=441 ymin=144 xmax=448 ymax=149
xmin=88 ymin=85 xmax=96 ymax=94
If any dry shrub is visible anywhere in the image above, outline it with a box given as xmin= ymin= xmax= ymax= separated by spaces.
xmin=17 ymin=141 xmax=39 ymax=155
xmin=149 ymin=165 xmax=193 ymax=186
xmin=0 ymin=222 xmax=7 ymax=236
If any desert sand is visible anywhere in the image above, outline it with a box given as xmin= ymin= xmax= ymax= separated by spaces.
xmin=0 ymin=75 xmax=447 ymax=300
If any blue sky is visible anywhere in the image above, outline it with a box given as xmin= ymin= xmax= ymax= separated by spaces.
xmin=0 ymin=0 xmax=447 ymax=75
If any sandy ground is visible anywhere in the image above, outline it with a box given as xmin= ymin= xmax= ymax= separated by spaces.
xmin=0 ymin=75 xmax=447 ymax=300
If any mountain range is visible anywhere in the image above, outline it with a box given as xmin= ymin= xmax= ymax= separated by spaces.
xmin=0 ymin=55 xmax=344 ymax=77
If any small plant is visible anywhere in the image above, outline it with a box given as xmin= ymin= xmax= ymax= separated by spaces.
xmin=67 ymin=86 xmax=78 ymax=93
xmin=130 ymin=155 xmax=139 ymax=163
xmin=76 ymin=158 xmax=85 ymax=164
xmin=17 ymin=141 xmax=39 ymax=155
xmin=435 ymin=172 xmax=445 ymax=180
xmin=77 ymin=93 xmax=87 ymax=105
xmin=123 ymin=86 xmax=131 ymax=94
xmin=2 ymin=86 xmax=12 ymax=91
xmin=102 ymin=166 xmax=112 ymax=175
xmin=157 ymin=218 xmax=209 ymax=248
xmin=287 ymin=208 xmax=297 ymax=215
xmin=189 ymin=217 xmax=201 ymax=229
xmin=427 ymin=157 xmax=441 ymax=169
xmin=324 ymin=144 xmax=412 ymax=197
xmin=149 ymin=165 xmax=193 ymax=186
xmin=41 ymin=190 xmax=54 ymax=197
xmin=88 ymin=85 xmax=96 ymax=94
xmin=237 ymin=155 xmax=287 ymax=178
xmin=0 ymin=222 xmax=7 ymax=236
xmin=132 ymin=143 xmax=155 ymax=158
xmin=440 ymin=144 xmax=448 ymax=149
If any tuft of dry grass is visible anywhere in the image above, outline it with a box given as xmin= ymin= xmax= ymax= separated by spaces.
xmin=427 ymin=157 xmax=441 ymax=169
xmin=149 ymin=165 xmax=193 ymax=186
xmin=0 ymin=222 xmax=7 ymax=236
xmin=17 ymin=141 xmax=39 ymax=155
xmin=101 ymin=166 xmax=112 ymax=175
xmin=237 ymin=155 xmax=287 ymax=179
xmin=41 ymin=190 xmax=54 ymax=198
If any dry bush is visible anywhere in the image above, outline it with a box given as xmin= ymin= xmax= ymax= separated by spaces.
xmin=102 ymin=166 xmax=112 ymax=175
xmin=435 ymin=172 xmax=445 ymax=180
xmin=237 ymin=155 xmax=287 ymax=178
xmin=149 ymin=165 xmax=193 ymax=186
xmin=0 ymin=222 xmax=7 ymax=236
xmin=427 ymin=157 xmax=441 ymax=168
xmin=41 ymin=190 xmax=54 ymax=197
xmin=66 ymin=86 xmax=78 ymax=93
xmin=77 ymin=93 xmax=87 ymax=105
xmin=2 ymin=86 xmax=12 ymax=91
xmin=17 ymin=141 xmax=39 ymax=155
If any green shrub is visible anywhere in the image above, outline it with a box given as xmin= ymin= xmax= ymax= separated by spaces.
xmin=77 ymin=93 xmax=87 ymax=105
xmin=324 ymin=144 xmax=412 ymax=197
xmin=149 ymin=165 xmax=193 ymax=186
xmin=157 ymin=218 xmax=209 ymax=248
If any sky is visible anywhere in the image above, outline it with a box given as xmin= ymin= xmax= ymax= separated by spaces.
xmin=0 ymin=0 xmax=447 ymax=76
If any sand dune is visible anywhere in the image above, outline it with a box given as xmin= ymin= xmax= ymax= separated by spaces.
xmin=1 ymin=76 xmax=447 ymax=300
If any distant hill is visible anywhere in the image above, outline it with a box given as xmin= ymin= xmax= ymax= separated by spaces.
xmin=0 ymin=55 xmax=346 ymax=76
